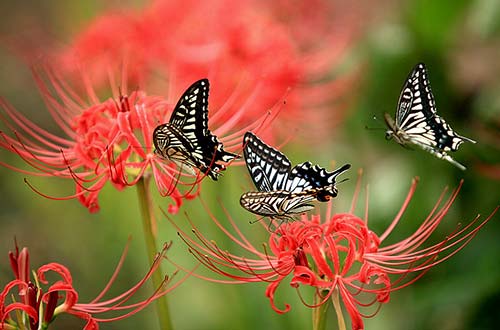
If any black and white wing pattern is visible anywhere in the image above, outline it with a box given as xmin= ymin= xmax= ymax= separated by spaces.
xmin=240 ymin=132 xmax=350 ymax=220
xmin=153 ymin=79 xmax=239 ymax=180
xmin=384 ymin=63 xmax=475 ymax=170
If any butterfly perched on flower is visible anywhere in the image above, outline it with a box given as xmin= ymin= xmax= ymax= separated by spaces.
xmin=240 ymin=132 xmax=350 ymax=221
xmin=153 ymin=79 xmax=239 ymax=180
xmin=384 ymin=63 xmax=475 ymax=170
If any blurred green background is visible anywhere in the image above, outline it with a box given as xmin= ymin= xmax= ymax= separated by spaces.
xmin=1 ymin=1 xmax=499 ymax=329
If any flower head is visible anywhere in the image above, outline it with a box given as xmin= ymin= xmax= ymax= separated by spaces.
xmin=0 ymin=65 xmax=259 ymax=213
xmin=1 ymin=240 xmax=182 ymax=330
xmin=174 ymin=178 xmax=497 ymax=330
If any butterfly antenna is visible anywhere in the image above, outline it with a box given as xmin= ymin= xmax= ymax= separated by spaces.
xmin=267 ymin=218 xmax=276 ymax=233
xmin=365 ymin=115 xmax=386 ymax=131
xmin=252 ymin=89 xmax=289 ymax=135
xmin=336 ymin=177 xmax=350 ymax=185
xmin=164 ymin=163 xmax=183 ymax=197
xmin=373 ymin=114 xmax=384 ymax=123
xmin=268 ymin=216 xmax=291 ymax=234
xmin=249 ymin=215 xmax=267 ymax=225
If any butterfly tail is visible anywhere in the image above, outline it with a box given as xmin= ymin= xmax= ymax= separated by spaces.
xmin=442 ymin=155 xmax=467 ymax=171
xmin=218 ymin=149 xmax=241 ymax=162
xmin=328 ymin=164 xmax=352 ymax=182
xmin=458 ymin=134 xmax=476 ymax=144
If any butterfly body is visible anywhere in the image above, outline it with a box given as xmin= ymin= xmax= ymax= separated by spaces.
xmin=153 ymin=79 xmax=239 ymax=180
xmin=241 ymin=132 xmax=350 ymax=220
xmin=385 ymin=63 xmax=475 ymax=170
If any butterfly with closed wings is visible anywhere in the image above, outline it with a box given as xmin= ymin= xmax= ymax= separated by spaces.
xmin=384 ymin=63 xmax=475 ymax=170
xmin=153 ymin=79 xmax=239 ymax=180
xmin=240 ymin=132 xmax=351 ymax=222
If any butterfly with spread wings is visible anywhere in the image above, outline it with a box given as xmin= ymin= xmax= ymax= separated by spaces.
xmin=240 ymin=132 xmax=351 ymax=221
xmin=153 ymin=79 xmax=239 ymax=180
xmin=384 ymin=63 xmax=475 ymax=170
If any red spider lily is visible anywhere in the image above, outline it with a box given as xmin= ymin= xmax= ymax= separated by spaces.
xmin=58 ymin=0 xmax=361 ymax=142
xmin=0 ymin=63 xmax=270 ymax=213
xmin=172 ymin=178 xmax=497 ymax=330
xmin=1 ymin=240 xmax=184 ymax=330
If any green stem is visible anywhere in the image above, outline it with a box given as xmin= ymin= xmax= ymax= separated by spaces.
xmin=332 ymin=288 xmax=346 ymax=330
xmin=312 ymin=290 xmax=329 ymax=330
xmin=312 ymin=288 xmax=345 ymax=330
xmin=136 ymin=176 xmax=173 ymax=330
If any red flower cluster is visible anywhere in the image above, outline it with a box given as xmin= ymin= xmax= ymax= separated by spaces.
xmin=175 ymin=178 xmax=497 ymax=330
xmin=1 ymin=0 xmax=360 ymax=213
xmin=1 ymin=241 xmax=179 ymax=330
xmin=0 ymin=65 xmax=263 ymax=213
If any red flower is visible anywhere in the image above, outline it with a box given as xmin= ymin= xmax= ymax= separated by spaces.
xmin=1 ymin=240 xmax=182 ymax=330
xmin=59 ymin=0 xmax=361 ymax=141
xmin=2 ymin=0 xmax=361 ymax=211
xmin=0 ymin=65 xmax=260 ymax=213
xmin=173 ymin=178 xmax=497 ymax=330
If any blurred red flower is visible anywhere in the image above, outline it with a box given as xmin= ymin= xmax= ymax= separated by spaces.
xmin=60 ymin=0 xmax=362 ymax=141
xmin=1 ymin=240 xmax=180 ymax=330
xmin=174 ymin=178 xmax=497 ymax=330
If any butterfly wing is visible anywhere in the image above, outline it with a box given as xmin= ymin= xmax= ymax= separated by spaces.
xmin=243 ymin=132 xmax=351 ymax=195
xmin=289 ymin=162 xmax=351 ymax=201
xmin=243 ymin=132 xmax=292 ymax=192
xmin=240 ymin=191 xmax=315 ymax=218
xmin=393 ymin=63 xmax=440 ymax=149
xmin=173 ymin=79 xmax=238 ymax=165
xmin=393 ymin=63 xmax=475 ymax=165
xmin=153 ymin=79 xmax=209 ymax=165
xmin=242 ymin=132 xmax=351 ymax=219
xmin=154 ymin=79 xmax=238 ymax=179
xmin=169 ymin=79 xmax=209 ymax=137
xmin=396 ymin=63 xmax=436 ymax=128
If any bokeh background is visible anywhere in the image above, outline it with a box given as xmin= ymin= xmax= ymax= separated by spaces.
xmin=0 ymin=0 xmax=499 ymax=329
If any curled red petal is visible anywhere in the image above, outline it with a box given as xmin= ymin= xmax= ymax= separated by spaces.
xmin=37 ymin=262 xmax=73 ymax=285
xmin=265 ymin=279 xmax=291 ymax=314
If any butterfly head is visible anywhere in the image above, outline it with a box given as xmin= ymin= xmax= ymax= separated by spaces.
xmin=383 ymin=112 xmax=408 ymax=145
xmin=383 ymin=113 xmax=396 ymax=138
xmin=385 ymin=130 xmax=394 ymax=141
xmin=317 ymin=188 xmax=337 ymax=202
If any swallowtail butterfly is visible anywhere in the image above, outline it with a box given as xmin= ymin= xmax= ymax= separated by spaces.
xmin=384 ymin=63 xmax=475 ymax=170
xmin=153 ymin=79 xmax=239 ymax=180
xmin=240 ymin=132 xmax=350 ymax=220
